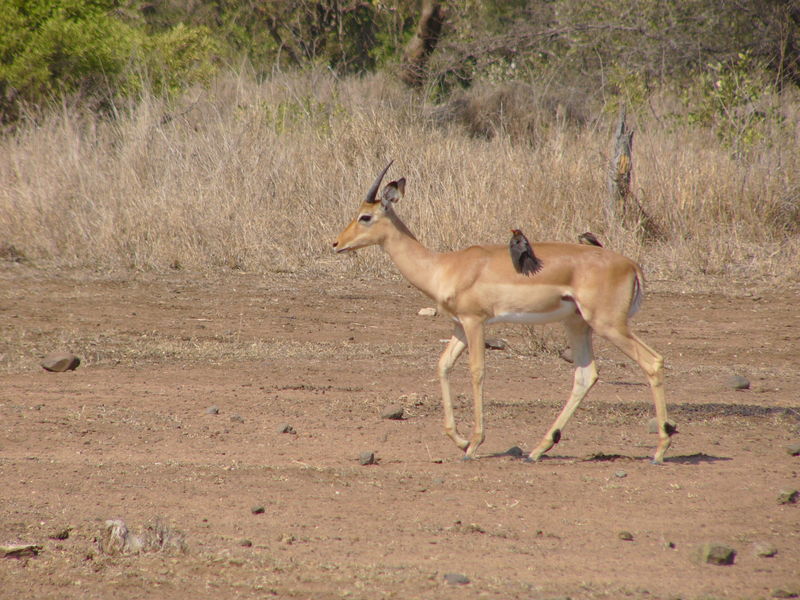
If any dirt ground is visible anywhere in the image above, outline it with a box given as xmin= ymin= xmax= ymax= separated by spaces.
xmin=0 ymin=265 xmax=798 ymax=600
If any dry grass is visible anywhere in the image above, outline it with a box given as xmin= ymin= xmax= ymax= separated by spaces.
xmin=1 ymin=68 xmax=798 ymax=289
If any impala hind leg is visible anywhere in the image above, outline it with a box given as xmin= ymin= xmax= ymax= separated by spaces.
xmin=599 ymin=326 xmax=672 ymax=464
xmin=528 ymin=318 xmax=598 ymax=462
xmin=438 ymin=324 xmax=470 ymax=451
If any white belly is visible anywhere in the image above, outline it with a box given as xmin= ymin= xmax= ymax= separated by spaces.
xmin=486 ymin=299 xmax=577 ymax=325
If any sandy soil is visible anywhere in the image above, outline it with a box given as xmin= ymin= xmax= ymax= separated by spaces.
xmin=0 ymin=266 xmax=798 ymax=599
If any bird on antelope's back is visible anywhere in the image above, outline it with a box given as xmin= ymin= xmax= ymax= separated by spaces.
xmin=578 ymin=231 xmax=603 ymax=247
xmin=509 ymin=229 xmax=543 ymax=276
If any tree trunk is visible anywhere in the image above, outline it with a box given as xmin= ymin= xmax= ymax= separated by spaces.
xmin=400 ymin=0 xmax=446 ymax=88
xmin=607 ymin=107 xmax=661 ymax=239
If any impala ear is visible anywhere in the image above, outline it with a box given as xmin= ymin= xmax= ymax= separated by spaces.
xmin=381 ymin=177 xmax=406 ymax=207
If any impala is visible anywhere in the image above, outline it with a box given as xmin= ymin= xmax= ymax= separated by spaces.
xmin=332 ymin=163 xmax=674 ymax=463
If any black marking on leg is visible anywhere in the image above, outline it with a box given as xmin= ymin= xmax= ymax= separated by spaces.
xmin=552 ymin=429 xmax=561 ymax=444
xmin=663 ymin=422 xmax=677 ymax=436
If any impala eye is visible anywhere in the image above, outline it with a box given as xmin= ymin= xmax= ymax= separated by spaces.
xmin=358 ymin=214 xmax=372 ymax=223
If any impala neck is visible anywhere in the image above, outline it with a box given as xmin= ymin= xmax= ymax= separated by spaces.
xmin=381 ymin=209 xmax=441 ymax=300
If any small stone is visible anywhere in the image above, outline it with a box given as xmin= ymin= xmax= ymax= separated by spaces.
xmin=1 ymin=544 xmax=42 ymax=558
xmin=559 ymin=348 xmax=573 ymax=363
xmin=725 ymin=375 xmax=750 ymax=390
xmin=381 ymin=404 xmax=404 ymax=420
xmin=753 ymin=541 xmax=778 ymax=558
xmin=239 ymin=539 xmax=253 ymax=547
xmin=506 ymin=446 xmax=524 ymax=458
xmin=772 ymin=586 xmax=800 ymax=599
xmin=251 ymin=506 xmax=266 ymax=515
xmin=418 ymin=307 xmax=437 ymax=317
xmin=695 ymin=543 xmax=736 ymax=565
xmin=484 ymin=338 xmax=507 ymax=350
xmin=278 ymin=533 xmax=295 ymax=545
xmin=206 ymin=406 xmax=220 ymax=415
xmin=358 ymin=451 xmax=377 ymax=466
xmin=786 ymin=442 xmax=800 ymax=456
xmin=48 ymin=527 xmax=71 ymax=540
xmin=618 ymin=531 xmax=634 ymax=541
xmin=776 ymin=489 xmax=798 ymax=505
xmin=230 ymin=415 xmax=244 ymax=423
xmin=276 ymin=423 xmax=295 ymax=434
xmin=41 ymin=352 xmax=80 ymax=372
xmin=443 ymin=573 xmax=470 ymax=585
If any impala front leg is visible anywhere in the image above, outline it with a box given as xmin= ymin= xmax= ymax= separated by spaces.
xmin=438 ymin=324 xmax=469 ymax=451
xmin=463 ymin=318 xmax=486 ymax=459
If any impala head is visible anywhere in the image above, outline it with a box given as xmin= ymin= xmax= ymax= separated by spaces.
xmin=332 ymin=161 xmax=406 ymax=253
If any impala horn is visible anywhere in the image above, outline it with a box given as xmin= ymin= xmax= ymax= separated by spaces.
xmin=364 ymin=161 xmax=393 ymax=204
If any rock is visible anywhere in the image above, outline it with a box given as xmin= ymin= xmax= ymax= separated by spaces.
xmin=381 ymin=404 xmax=404 ymax=420
xmin=776 ymin=489 xmax=798 ymax=505
xmin=358 ymin=451 xmax=377 ymax=466
xmin=230 ymin=415 xmax=244 ymax=423
xmin=786 ymin=442 xmax=800 ymax=456
xmin=250 ymin=506 xmax=266 ymax=515
xmin=239 ymin=539 xmax=253 ymax=547
xmin=1 ymin=544 xmax=42 ymax=558
xmin=695 ymin=543 xmax=736 ymax=565
xmin=443 ymin=573 xmax=470 ymax=585
xmin=418 ymin=307 xmax=437 ymax=317
xmin=771 ymin=586 xmax=800 ymax=598
xmin=725 ymin=374 xmax=750 ymax=390
xmin=48 ymin=527 xmax=71 ymax=540
xmin=753 ymin=541 xmax=778 ymax=558
xmin=276 ymin=423 xmax=295 ymax=434
xmin=506 ymin=446 xmax=524 ymax=458
xmin=41 ymin=352 xmax=80 ymax=372
xmin=485 ymin=338 xmax=507 ymax=350
xmin=614 ymin=470 xmax=628 ymax=478
xmin=206 ymin=406 xmax=220 ymax=415
xmin=618 ymin=531 xmax=634 ymax=541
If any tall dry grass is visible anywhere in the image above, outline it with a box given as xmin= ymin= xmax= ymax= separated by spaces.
xmin=1 ymin=68 xmax=798 ymax=290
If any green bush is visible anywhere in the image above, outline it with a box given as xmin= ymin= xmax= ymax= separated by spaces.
xmin=0 ymin=0 xmax=220 ymax=122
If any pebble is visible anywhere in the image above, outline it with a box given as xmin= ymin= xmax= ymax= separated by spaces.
xmin=753 ymin=541 xmax=778 ymax=558
xmin=230 ymin=415 xmax=244 ymax=423
xmin=771 ymin=586 xmax=800 ymax=598
xmin=239 ymin=539 xmax=253 ymax=547
xmin=358 ymin=451 xmax=377 ymax=466
xmin=484 ymin=338 xmax=507 ymax=350
xmin=418 ymin=307 xmax=437 ymax=317
xmin=776 ymin=489 xmax=798 ymax=505
xmin=506 ymin=446 xmax=524 ymax=458
xmin=381 ymin=404 xmax=404 ymax=420
xmin=48 ymin=527 xmax=71 ymax=540
xmin=614 ymin=470 xmax=628 ymax=478
xmin=725 ymin=374 xmax=750 ymax=390
xmin=276 ymin=423 xmax=295 ymax=434
xmin=41 ymin=352 xmax=80 ymax=372
xmin=250 ymin=506 xmax=265 ymax=515
xmin=618 ymin=531 xmax=634 ymax=541
xmin=206 ymin=406 xmax=220 ymax=415
xmin=695 ymin=543 xmax=736 ymax=565
xmin=786 ymin=442 xmax=800 ymax=456
xmin=443 ymin=573 xmax=470 ymax=585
